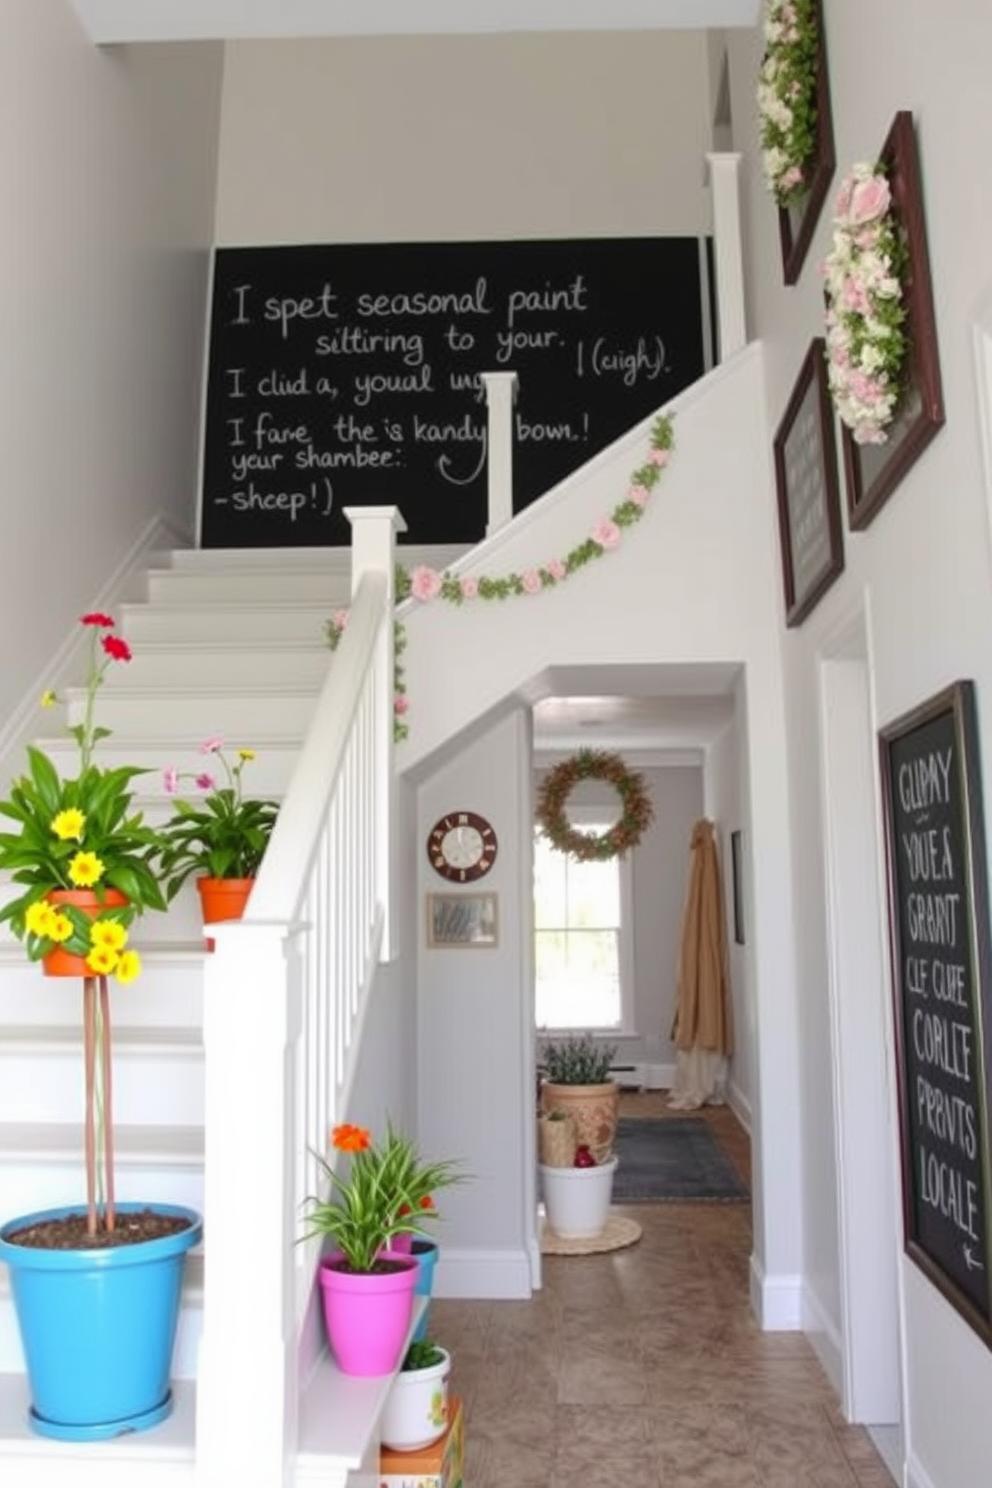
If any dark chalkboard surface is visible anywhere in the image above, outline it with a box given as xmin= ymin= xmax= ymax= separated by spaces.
xmin=199 ymin=237 xmax=709 ymax=548
xmin=879 ymin=681 xmax=992 ymax=1347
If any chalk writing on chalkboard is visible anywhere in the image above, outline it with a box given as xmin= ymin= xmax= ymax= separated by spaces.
xmin=880 ymin=680 xmax=992 ymax=1348
xmin=772 ymin=339 xmax=843 ymax=627
xmin=199 ymin=238 xmax=709 ymax=548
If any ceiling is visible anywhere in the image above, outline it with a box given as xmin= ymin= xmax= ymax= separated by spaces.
xmin=67 ymin=0 xmax=761 ymax=44
xmin=528 ymin=663 xmax=740 ymax=758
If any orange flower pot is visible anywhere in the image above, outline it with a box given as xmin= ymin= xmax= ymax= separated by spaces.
xmin=196 ymin=877 xmax=255 ymax=951
xmin=42 ymin=889 xmax=129 ymax=978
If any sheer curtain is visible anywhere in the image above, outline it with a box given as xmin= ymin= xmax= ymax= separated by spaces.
xmin=667 ymin=818 xmax=734 ymax=1110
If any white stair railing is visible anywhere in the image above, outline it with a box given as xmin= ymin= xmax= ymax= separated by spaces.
xmin=193 ymin=506 xmax=403 ymax=1488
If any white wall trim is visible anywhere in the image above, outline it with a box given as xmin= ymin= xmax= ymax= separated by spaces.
xmin=802 ymin=1282 xmax=844 ymax=1398
xmin=906 ymin=1451 xmax=938 ymax=1488
xmin=727 ymin=1078 xmax=751 ymax=1132
xmin=434 ymin=1246 xmax=533 ymax=1299
xmin=750 ymin=1254 xmax=803 ymax=1330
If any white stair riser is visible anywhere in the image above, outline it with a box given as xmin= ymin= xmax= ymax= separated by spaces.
xmin=120 ymin=603 xmax=334 ymax=645
xmin=0 ymin=1155 xmax=204 ymax=1221
xmin=0 ymin=1046 xmax=203 ymax=1127
xmin=63 ymin=690 xmax=318 ymax=736
xmin=146 ymin=569 xmax=349 ymax=604
xmin=35 ymin=740 xmax=301 ymax=791
xmin=0 ymin=960 xmax=203 ymax=1029
xmin=0 ymin=1288 xmax=202 ymax=1379
xmin=97 ymin=647 xmax=331 ymax=692
xmin=168 ymin=541 xmax=466 ymax=573
xmin=0 ymin=876 xmax=211 ymax=944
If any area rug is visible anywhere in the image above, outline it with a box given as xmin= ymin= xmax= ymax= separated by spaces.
xmin=611 ymin=1117 xmax=749 ymax=1202
xmin=540 ymin=1214 xmax=643 ymax=1256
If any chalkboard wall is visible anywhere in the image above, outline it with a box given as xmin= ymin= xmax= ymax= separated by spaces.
xmin=880 ymin=680 xmax=992 ymax=1346
xmin=199 ymin=237 xmax=709 ymax=548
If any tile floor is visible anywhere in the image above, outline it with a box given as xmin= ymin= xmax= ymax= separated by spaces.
xmin=429 ymin=1093 xmax=897 ymax=1488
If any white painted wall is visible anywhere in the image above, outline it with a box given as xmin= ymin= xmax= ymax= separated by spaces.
xmin=726 ymin=1 xmax=992 ymax=1481
xmin=213 ymin=32 xmax=715 ymax=244
xmin=0 ymin=2 xmax=222 ymax=733
xmin=704 ymin=710 xmax=753 ymax=1124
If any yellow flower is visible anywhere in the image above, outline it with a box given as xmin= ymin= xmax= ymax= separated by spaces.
xmin=68 ymin=852 xmax=104 ymax=888
xmin=238 ymin=748 xmax=256 ymax=761
xmin=85 ymin=945 xmax=119 ymax=976
xmin=25 ymin=900 xmax=56 ymax=937
xmin=48 ymin=913 xmax=73 ymax=943
xmin=116 ymin=949 xmax=141 ymax=984
xmin=51 ymin=808 xmax=86 ymax=842
xmin=40 ymin=690 xmax=58 ymax=708
xmin=90 ymin=919 xmax=127 ymax=952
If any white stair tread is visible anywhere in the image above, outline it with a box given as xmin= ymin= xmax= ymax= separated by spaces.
xmin=0 ymin=1026 xmax=202 ymax=1055
xmin=0 ymin=1123 xmax=203 ymax=1163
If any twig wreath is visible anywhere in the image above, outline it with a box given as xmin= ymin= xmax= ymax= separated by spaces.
xmin=536 ymin=749 xmax=654 ymax=863
xmin=325 ymin=416 xmax=675 ymax=742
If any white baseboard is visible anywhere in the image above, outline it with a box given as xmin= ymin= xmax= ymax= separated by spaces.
xmin=802 ymin=1283 xmax=844 ymax=1398
xmin=905 ymin=1451 xmax=936 ymax=1488
xmin=749 ymin=1254 xmax=802 ymax=1330
xmin=433 ymin=1247 xmax=533 ymax=1300
xmin=727 ymin=1079 xmax=751 ymax=1132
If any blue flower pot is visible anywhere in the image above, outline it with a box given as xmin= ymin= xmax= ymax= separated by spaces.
xmin=410 ymin=1238 xmax=439 ymax=1342
xmin=0 ymin=1202 xmax=202 ymax=1441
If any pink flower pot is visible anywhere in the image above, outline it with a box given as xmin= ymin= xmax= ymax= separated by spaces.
xmin=318 ymin=1252 xmax=418 ymax=1376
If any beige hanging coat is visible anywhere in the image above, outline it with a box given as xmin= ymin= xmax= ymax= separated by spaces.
xmin=671 ymin=818 xmax=734 ymax=1056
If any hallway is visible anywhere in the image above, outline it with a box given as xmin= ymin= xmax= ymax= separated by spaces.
xmin=431 ymin=1097 xmax=897 ymax=1487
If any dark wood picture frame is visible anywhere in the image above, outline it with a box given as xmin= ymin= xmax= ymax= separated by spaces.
xmin=777 ymin=0 xmax=835 ymax=285
xmin=878 ymin=681 xmax=992 ymax=1348
xmin=773 ymin=338 xmax=844 ymax=627
xmin=842 ymin=111 xmax=945 ymax=530
xmin=730 ymin=829 xmax=745 ymax=946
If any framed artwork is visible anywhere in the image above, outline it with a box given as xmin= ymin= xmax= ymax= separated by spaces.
xmin=777 ymin=0 xmax=836 ymax=285
xmin=426 ymin=892 xmax=499 ymax=949
xmin=730 ymin=830 xmax=745 ymax=946
xmin=773 ymin=338 xmax=844 ymax=627
xmin=878 ymin=681 xmax=992 ymax=1348
xmin=843 ymin=111 xmax=945 ymax=530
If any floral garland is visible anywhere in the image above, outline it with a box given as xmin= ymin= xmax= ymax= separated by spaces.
xmin=536 ymin=750 xmax=654 ymax=863
xmin=757 ymin=0 xmax=821 ymax=207
xmin=325 ymin=415 xmax=674 ymax=742
xmin=822 ymin=163 xmax=907 ymax=445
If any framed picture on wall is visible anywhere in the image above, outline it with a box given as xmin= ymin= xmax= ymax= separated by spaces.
xmin=773 ymin=338 xmax=844 ymax=627
xmin=730 ymin=829 xmax=745 ymax=946
xmin=839 ymin=111 xmax=945 ymax=531
xmin=774 ymin=0 xmax=836 ymax=285
xmin=426 ymin=892 xmax=499 ymax=949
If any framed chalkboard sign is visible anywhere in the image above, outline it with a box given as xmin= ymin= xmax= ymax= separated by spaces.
xmin=773 ymin=338 xmax=844 ymax=627
xmin=879 ymin=681 xmax=992 ymax=1347
xmin=199 ymin=236 xmax=709 ymax=549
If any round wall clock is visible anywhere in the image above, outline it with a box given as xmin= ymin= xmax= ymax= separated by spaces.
xmin=427 ymin=811 xmax=498 ymax=883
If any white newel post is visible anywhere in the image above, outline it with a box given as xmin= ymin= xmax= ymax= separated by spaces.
xmin=345 ymin=504 xmax=404 ymax=962
xmin=705 ymin=152 xmax=747 ymax=359
xmin=480 ymin=371 xmax=518 ymax=535
xmin=195 ymin=922 xmax=301 ymax=1488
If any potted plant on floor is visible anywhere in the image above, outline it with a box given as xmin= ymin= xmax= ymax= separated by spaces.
xmin=300 ymin=1121 xmax=467 ymax=1377
xmin=538 ymin=1031 xmax=620 ymax=1163
xmin=158 ymin=739 xmax=279 ymax=942
xmin=540 ymin=1142 xmax=618 ymax=1239
xmin=0 ymin=612 xmax=202 ymax=1440
xmin=379 ymin=1338 xmax=451 ymax=1452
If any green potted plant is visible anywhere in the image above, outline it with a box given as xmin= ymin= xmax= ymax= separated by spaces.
xmin=0 ymin=612 xmax=201 ymax=1440
xmin=380 ymin=1337 xmax=451 ymax=1452
xmin=538 ymin=1031 xmax=620 ymax=1163
xmin=158 ymin=739 xmax=279 ymax=937
xmin=300 ymin=1121 xmax=466 ymax=1377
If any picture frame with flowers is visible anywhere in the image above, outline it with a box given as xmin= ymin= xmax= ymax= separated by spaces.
xmin=827 ymin=111 xmax=945 ymax=531
xmin=757 ymin=0 xmax=836 ymax=285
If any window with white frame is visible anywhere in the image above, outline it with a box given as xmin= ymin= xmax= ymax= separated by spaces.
xmin=533 ymin=813 xmax=633 ymax=1031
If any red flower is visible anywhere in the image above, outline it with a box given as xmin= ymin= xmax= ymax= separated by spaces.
xmin=102 ymin=635 xmax=132 ymax=662
xmin=397 ymin=1203 xmax=412 ymax=1217
xmin=418 ymin=1195 xmax=435 ymax=1210
xmin=331 ymin=1123 xmax=371 ymax=1153
xmin=80 ymin=612 xmax=115 ymax=628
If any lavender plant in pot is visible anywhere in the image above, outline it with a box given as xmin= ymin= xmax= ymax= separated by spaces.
xmin=538 ymin=1031 xmax=619 ymax=1164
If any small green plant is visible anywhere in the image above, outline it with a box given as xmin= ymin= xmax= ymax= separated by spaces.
xmin=539 ymin=1032 xmax=617 ymax=1085
xmin=401 ymin=1339 xmax=446 ymax=1371
xmin=158 ymin=740 xmax=279 ymax=895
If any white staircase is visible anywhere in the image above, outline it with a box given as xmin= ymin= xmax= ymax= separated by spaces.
xmin=0 ymin=540 xmax=462 ymax=1484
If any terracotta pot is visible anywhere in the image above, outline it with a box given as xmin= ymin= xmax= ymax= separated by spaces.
xmin=196 ymin=877 xmax=255 ymax=950
xmin=42 ymin=889 xmax=129 ymax=978
xmin=539 ymin=1081 xmax=619 ymax=1164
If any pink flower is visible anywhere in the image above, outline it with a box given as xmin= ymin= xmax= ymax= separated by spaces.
xmin=592 ymin=518 xmax=621 ymax=551
xmin=521 ymin=569 xmax=542 ymax=595
xmin=547 ymin=559 xmax=567 ymax=581
xmin=394 ymin=695 xmax=409 ymax=715
xmin=849 ymin=175 xmax=891 ymax=226
xmin=834 ymin=176 xmax=854 ymax=220
xmin=409 ymin=565 xmax=442 ymax=602
xmin=648 ymin=448 xmax=669 ymax=467
xmin=460 ymin=576 xmax=479 ymax=601
xmin=163 ymin=766 xmax=179 ymax=795
xmin=780 ymin=164 xmax=803 ymax=192
xmin=195 ymin=773 xmax=215 ymax=791
xmin=332 ymin=608 xmax=350 ymax=632
xmin=629 ymin=484 xmax=650 ymax=507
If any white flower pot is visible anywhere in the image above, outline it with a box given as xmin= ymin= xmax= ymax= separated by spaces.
xmin=379 ymin=1346 xmax=451 ymax=1452
xmin=539 ymin=1157 xmax=618 ymax=1238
